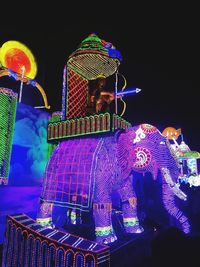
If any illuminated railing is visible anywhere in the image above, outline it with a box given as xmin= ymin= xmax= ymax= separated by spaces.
xmin=47 ymin=113 xmax=131 ymax=142
xmin=2 ymin=214 xmax=110 ymax=267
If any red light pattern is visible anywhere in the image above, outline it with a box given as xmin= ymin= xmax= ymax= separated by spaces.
xmin=5 ymin=48 xmax=31 ymax=75
xmin=66 ymin=69 xmax=88 ymax=119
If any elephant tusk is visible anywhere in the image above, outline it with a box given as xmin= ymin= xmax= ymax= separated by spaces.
xmin=170 ymin=183 xmax=187 ymax=201
xmin=161 ymin=167 xmax=187 ymax=201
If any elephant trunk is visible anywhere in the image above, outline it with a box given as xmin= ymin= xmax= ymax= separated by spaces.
xmin=161 ymin=168 xmax=190 ymax=234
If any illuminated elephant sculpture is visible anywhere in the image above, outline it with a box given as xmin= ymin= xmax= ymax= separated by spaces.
xmin=37 ymin=123 xmax=190 ymax=244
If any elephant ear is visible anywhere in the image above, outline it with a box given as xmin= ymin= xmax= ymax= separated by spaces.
xmin=116 ymin=128 xmax=136 ymax=178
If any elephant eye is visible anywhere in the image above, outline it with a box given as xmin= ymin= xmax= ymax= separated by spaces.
xmin=160 ymin=141 xmax=165 ymax=145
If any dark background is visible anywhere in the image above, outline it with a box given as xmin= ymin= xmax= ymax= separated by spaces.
xmin=0 ymin=5 xmax=199 ymax=150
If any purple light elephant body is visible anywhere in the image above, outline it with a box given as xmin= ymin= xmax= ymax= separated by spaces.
xmin=37 ymin=123 xmax=190 ymax=244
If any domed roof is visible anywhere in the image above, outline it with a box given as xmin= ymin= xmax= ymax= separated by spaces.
xmin=67 ymin=33 xmax=122 ymax=80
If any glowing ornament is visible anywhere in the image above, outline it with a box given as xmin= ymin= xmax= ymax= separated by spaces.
xmin=0 ymin=40 xmax=37 ymax=79
xmin=162 ymin=127 xmax=181 ymax=140
xmin=0 ymin=41 xmax=50 ymax=109
xmin=187 ymin=175 xmax=200 ymax=187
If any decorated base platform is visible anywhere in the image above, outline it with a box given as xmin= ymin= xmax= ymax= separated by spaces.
xmin=2 ymin=214 xmax=110 ymax=267
xmin=1 ymin=213 xmax=155 ymax=267
xmin=61 ymin=210 xmax=156 ymax=267
xmin=1 ymin=183 xmax=200 ymax=266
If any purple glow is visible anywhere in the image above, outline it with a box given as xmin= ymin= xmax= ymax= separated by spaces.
xmin=41 ymin=138 xmax=103 ymax=211
xmin=38 ymin=123 xmax=190 ymax=243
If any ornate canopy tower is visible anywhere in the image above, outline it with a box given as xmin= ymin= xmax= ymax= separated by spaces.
xmin=47 ymin=33 xmax=131 ymax=143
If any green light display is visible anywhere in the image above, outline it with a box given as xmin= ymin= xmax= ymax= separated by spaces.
xmin=47 ymin=111 xmax=61 ymax=157
xmin=0 ymin=88 xmax=17 ymax=185
xmin=47 ymin=113 xmax=131 ymax=142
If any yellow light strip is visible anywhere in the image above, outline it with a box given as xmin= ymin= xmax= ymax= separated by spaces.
xmin=0 ymin=68 xmax=50 ymax=109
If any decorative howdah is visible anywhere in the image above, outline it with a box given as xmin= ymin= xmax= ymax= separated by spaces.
xmin=2 ymin=214 xmax=110 ymax=267
xmin=47 ymin=113 xmax=131 ymax=142
xmin=61 ymin=33 xmax=123 ymax=121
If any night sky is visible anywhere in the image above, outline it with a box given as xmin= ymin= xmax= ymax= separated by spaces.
xmin=0 ymin=7 xmax=199 ymax=150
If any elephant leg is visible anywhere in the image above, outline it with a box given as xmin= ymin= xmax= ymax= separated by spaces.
xmin=93 ymin=202 xmax=117 ymax=244
xmin=92 ymin=145 xmax=118 ymax=244
xmin=118 ymin=178 xmax=144 ymax=234
xmin=36 ymin=200 xmax=54 ymax=228
xmin=162 ymin=180 xmax=191 ymax=234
